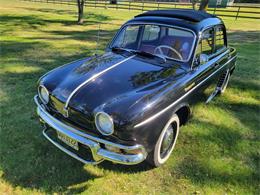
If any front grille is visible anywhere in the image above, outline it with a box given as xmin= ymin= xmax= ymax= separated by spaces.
xmin=48 ymin=95 xmax=96 ymax=134
xmin=49 ymin=95 xmax=67 ymax=116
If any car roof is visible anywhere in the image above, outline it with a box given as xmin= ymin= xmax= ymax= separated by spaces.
xmin=126 ymin=9 xmax=224 ymax=34
xmin=136 ymin=9 xmax=216 ymax=22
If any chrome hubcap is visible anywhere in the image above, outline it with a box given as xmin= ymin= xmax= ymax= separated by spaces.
xmin=160 ymin=124 xmax=175 ymax=158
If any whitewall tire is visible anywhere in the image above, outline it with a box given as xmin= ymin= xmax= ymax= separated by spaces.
xmin=147 ymin=114 xmax=180 ymax=167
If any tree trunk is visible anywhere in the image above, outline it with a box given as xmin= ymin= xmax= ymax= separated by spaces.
xmin=191 ymin=0 xmax=197 ymax=10
xmin=77 ymin=0 xmax=84 ymax=24
xmin=199 ymin=0 xmax=209 ymax=12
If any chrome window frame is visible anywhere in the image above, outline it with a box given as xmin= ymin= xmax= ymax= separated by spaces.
xmin=108 ymin=22 xmax=197 ymax=63
xmin=191 ymin=24 xmax=228 ymax=69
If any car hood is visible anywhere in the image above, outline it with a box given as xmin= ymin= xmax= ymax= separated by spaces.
xmin=40 ymin=52 xmax=186 ymax=127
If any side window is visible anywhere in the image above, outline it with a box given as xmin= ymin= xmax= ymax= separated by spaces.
xmin=194 ymin=28 xmax=214 ymax=65
xmin=215 ymin=25 xmax=226 ymax=52
xmin=197 ymin=28 xmax=214 ymax=56
xmin=168 ymin=28 xmax=192 ymax=38
xmin=142 ymin=25 xmax=160 ymax=41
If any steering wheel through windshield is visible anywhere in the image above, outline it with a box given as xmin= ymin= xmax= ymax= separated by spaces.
xmin=154 ymin=45 xmax=183 ymax=61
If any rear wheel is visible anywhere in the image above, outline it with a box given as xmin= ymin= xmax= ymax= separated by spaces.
xmin=147 ymin=114 xmax=180 ymax=167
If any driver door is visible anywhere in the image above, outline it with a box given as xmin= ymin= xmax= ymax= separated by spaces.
xmin=192 ymin=27 xmax=221 ymax=101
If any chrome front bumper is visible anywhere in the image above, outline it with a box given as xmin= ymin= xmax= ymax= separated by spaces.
xmin=34 ymin=95 xmax=147 ymax=165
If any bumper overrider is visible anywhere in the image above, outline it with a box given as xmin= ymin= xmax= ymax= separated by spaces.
xmin=34 ymin=95 xmax=147 ymax=165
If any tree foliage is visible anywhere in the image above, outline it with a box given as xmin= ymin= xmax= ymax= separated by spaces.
xmin=191 ymin=0 xmax=209 ymax=11
xmin=191 ymin=0 xmax=198 ymax=9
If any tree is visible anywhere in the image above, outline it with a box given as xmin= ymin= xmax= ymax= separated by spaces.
xmin=77 ymin=0 xmax=84 ymax=24
xmin=199 ymin=0 xmax=209 ymax=12
xmin=191 ymin=0 xmax=198 ymax=10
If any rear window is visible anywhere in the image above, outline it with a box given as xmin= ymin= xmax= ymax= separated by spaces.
xmin=196 ymin=28 xmax=214 ymax=56
xmin=168 ymin=28 xmax=193 ymax=37
xmin=215 ymin=25 xmax=226 ymax=52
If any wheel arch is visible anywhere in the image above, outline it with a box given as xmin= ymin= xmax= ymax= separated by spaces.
xmin=174 ymin=103 xmax=191 ymax=126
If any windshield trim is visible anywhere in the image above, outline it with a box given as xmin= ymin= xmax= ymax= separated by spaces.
xmin=109 ymin=22 xmax=197 ymax=63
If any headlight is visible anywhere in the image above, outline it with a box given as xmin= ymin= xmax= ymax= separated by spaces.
xmin=38 ymin=85 xmax=49 ymax=104
xmin=95 ymin=112 xmax=114 ymax=135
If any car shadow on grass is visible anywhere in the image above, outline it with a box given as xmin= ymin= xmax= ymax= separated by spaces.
xmin=177 ymin=118 xmax=259 ymax=191
xmin=98 ymin=160 xmax=153 ymax=173
xmin=175 ymin=80 xmax=259 ymax=192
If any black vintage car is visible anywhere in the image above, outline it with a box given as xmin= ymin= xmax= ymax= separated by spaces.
xmin=35 ymin=9 xmax=237 ymax=167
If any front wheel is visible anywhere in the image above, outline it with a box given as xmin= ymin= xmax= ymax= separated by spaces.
xmin=146 ymin=114 xmax=180 ymax=167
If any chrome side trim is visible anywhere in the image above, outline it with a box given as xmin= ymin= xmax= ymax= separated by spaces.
xmin=134 ymin=55 xmax=237 ymax=128
xmin=205 ymin=88 xmax=219 ymax=104
xmin=64 ymin=55 xmax=136 ymax=112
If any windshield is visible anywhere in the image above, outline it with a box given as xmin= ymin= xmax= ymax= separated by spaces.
xmin=110 ymin=24 xmax=195 ymax=62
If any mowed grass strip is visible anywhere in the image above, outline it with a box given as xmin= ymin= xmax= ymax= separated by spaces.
xmin=0 ymin=0 xmax=259 ymax=194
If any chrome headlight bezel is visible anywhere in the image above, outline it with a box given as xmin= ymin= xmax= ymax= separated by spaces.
xmin=95 ymin=112 xmax=114 ymax=136
xmin=38 ymin=85 xmax=49 ymax=104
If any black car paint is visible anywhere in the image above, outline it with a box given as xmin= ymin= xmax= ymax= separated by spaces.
xmin=38 ymin=15 xmax=237 ymax=153
xmin=40 ymin=52 xmax=187 ymax=143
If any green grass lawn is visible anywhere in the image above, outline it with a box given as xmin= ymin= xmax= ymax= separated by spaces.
xmin=0 ymin=0 xmax=259 ymax=194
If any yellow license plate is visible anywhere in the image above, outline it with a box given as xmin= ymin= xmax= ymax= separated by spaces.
xmin=57 ymin=131 xmax=79 ymax=151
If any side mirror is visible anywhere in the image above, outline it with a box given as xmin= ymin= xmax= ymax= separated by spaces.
xmin=199 ymin=54 xmax=209 ymax=65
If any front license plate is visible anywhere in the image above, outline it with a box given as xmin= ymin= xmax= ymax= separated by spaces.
xmin=57 ymin=131 xmax=79 ymax=151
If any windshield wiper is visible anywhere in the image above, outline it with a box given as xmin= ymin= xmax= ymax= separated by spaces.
xmin=134 ymin=50 xmax=167 ymax=63
xmin=111 ymin=47 xmax=135 ymax=54
xmin=111 ymin=47 xmax=167 ymax=64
